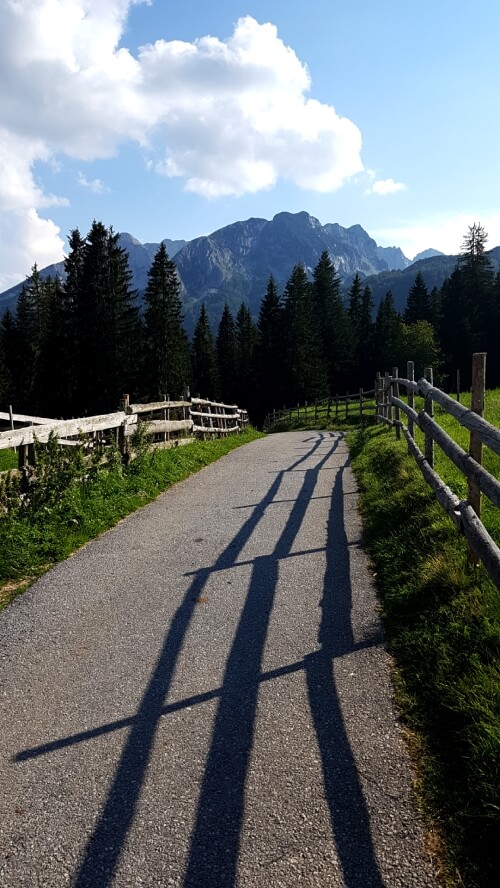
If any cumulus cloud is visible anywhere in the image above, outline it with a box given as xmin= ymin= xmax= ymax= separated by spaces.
xmin=367 ymin=178 xmax=407 ymax=196
xmin=77 ymin=172 xmax=110 ymax=193
xmin=0 ymin=1 xmax=366 ymax=286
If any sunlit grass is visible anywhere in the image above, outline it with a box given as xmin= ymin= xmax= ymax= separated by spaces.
xmin=0 ymin=429 xmax=263 ymax=605
xmin=348 ymin=422 xmax=500 ymax=888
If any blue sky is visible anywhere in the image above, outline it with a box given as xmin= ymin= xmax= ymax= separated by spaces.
xmin=1 ymin=0 xmax=499 ymax=289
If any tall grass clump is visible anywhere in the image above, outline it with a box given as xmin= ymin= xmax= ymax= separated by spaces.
xmin=349 ymin=425 xmax=500 ymax=887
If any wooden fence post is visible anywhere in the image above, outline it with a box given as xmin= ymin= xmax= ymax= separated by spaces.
xmin=314 ymin=399 xmax=318 ymax=422
xmin=375 ymin=373 xmax=381 ymax=423
xmin=327 ymin=397 xmax=331 ymax=419
xmin=457 ymin=368 xmax=461 ymax=403
xmin=424 ymin=368 xmax=434 ymax=467
xmin=384 ymin=373 xmax=390 ymax=422
xmin=119 ymin=394 xmax=130 ymax=459
xmin=345 ymin=392 xmax=349 ymax=421
xmin=359 ymin=388 xmax=363 ymax=425
xmin=392 ymin=367 xmax=400 ymax=439
xmin=407 ymin=361 xmax=415 ymax=441
xmin=468 ymin=352 xmax=487 ymax=564
xmin=335 ymin=396 xmax=339 ymax=420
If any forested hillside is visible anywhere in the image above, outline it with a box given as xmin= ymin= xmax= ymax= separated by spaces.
xmin=1 ymin=221 xmax=498 ymax=426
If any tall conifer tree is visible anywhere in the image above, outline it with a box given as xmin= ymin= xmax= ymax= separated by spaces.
xmin=143 ymin=242 xmax=190 ymax=399
xmin=235 ymin=302 xmax=257 ymax=416
xmin=215 ymin=303 xmax=238 ymax=404
xmin=191 ymin=304 xmax=218 ymax=399
xmin=312 ymin=251 xmax=352 ymax=394
xmin=282 ymin=264 xmax=327 ymax=403
xmin=257 ymin=276 xmax=284 ymax=419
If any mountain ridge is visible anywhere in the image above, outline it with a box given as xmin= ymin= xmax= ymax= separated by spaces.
xmin=1 ymin=212 xmax=496 ymax=331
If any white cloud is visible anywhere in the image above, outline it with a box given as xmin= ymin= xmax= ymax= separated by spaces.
xmin=368 ymin=178 xmax=407 ymax=196
xmin=77 ymin=171 xmax=110 ymax=193
xmin=0 ymin=2 xmax=367 ymax=285
xmin=373 ymin=212 xmax=500 ymax=260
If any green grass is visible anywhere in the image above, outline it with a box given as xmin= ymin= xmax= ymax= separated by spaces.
xmin=348 ymin=424 xmax=500 ymax=888
xmin=0 ymin=429 xmax=263 ymax=607
xmin=268 ymin=391 xmax=500 ymax=885
xmin=0 ymin=449 xmax=18 ymax=471
xmin=410 ymin=389 xmax=500 ymax=547
xmin=267 ymin=396 xmax=377 ymax=432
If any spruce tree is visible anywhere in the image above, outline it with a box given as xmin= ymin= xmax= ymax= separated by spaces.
xmin=15 ymin=264 xmax=51 ymax=411
xmin=347 ymin=274 xmax=374 ymax=388
xmin=143 ymin=242 xmax=190 ymax=399
xmin=0 ymin=309 xmax=17 ymax=407
xmin=215 ymin=303 xmax=238 ymax=404
xmin=256 ymin=276 xmax=285 ymax=419
xmin=312 ymin=251 xmax=352 ymax=394
xmin=404 ymin=271 xmax=432 ymax=324
xmin=440 ymin=224 xmax=495 ymax=388
xmin=235 ymin=302 xmax=257 ymax=416
xmin=74 ymin=222 xmax=141 ymax=413
xmin=375 ymin=291 xmax=402 ymax=374
xmin=191 ymin=304 xmax=218 ymax=399
xmin=60 ymin=228 xmax=86 ymax=414
xmin=282 ymin=264 xmax=328 ymax=403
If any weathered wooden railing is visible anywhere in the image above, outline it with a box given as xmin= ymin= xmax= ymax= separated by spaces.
xmin=0 ymin=396 xmax=249 ymax=468
xmin=266 ymin=388 xmax=376 ymax=428
xmin=378 ymin=353 xmax=500 ymax=590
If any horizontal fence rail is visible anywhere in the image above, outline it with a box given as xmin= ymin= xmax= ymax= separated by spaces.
xmin=0 ymin=395 xmax=249 ymax=470
xmin=378 ymin=353 xmax=500 ymax=592
xmin=265 ymin=389 xmax=377 ymax=428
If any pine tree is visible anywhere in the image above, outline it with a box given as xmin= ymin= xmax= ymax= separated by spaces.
xmin=347 ymin=275 xmax=374 ymax=388
xmin=34 ymin=276 xmax=69 ymax=416
xmin=60 ymin=228 xmax=86 ymax=413
xmin=312 ymin=251 xmax=352 ymax=394
xmin=235 ymin=302 xmax=258 ymax=416
xmin=404 ymin=271 xmax=432 ymax=324
xmin=215 ymin=303 xmax=238 ymax=404
xmin=282 ymin=264 xmax=328 ymax=403
xmin=191 ymin=304 xmax=218 ymax=399
xmin=143 ymin=242 xmax=190 ymax=399
xmin=0 ymin=309 xmax=17 ymax=407
xmin=440 ymin=224 xmax=495 ymax=387
xmin=15 ymin=264 xmax=53 ymax=411
xmin=74 ymin=222 xmax=141 ymax=413
xmin=375 ymin=290 xmax=402 ymax=374
xmin=256 ymin=276 xmax=285 ymax=419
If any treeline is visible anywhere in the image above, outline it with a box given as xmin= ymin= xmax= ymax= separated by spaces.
xmin=0 ymin=221 xmax=498 ymax=425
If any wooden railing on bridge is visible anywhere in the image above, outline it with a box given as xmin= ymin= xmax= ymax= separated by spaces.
xmin=0 ymin=396 xmax=249 ymax=469
xmin=377 ymin=353 xmax=500 ymax=591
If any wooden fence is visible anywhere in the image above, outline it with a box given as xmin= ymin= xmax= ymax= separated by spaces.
xmin=265 ymin=389 xmax=377 ymax=428
xmin=0 ymin=396 xmax=249 ymax=469
xmin=377 ymin=353 xmax=500 ymax=591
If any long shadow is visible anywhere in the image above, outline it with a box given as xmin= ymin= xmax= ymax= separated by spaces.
xmin=72 ymin=433 xmax=329 ymax=887
xmin=183 ymin=435 xmax=341 ymax=887
xmin=305 ymin=462 xmax=384 ymax=887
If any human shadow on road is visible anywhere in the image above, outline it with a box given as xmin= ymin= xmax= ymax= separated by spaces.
xmin=182 ymin=438 xmax=383 ymax=888
xmin=305 ymin=462 xmax=384 ymax=888
xmin=71 ymin=433 xmax=332 ymax=887
xmin=183 ymin=434 xmax=340 ymax=887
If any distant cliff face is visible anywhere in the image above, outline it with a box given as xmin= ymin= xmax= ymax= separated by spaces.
xmin=174 ymin=212 xmax=399 ymax=327
xmin=8 ymin=211 xmax=471 ymax=331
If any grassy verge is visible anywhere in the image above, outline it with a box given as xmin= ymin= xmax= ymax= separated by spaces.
xmin=348 ymin=425 xmax=500 ymax=887
xmin=268 ymin=398 xmax=377 ymax=433
xmin=0 ymin=428 xmax=263 ymax=608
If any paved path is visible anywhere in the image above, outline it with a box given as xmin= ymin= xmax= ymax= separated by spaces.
xmin=0 ymin=432 xmax=438 ymax=887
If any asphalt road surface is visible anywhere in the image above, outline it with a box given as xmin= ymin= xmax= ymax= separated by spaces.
xmin=0 ymin=431 xmax=438 ymax=887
